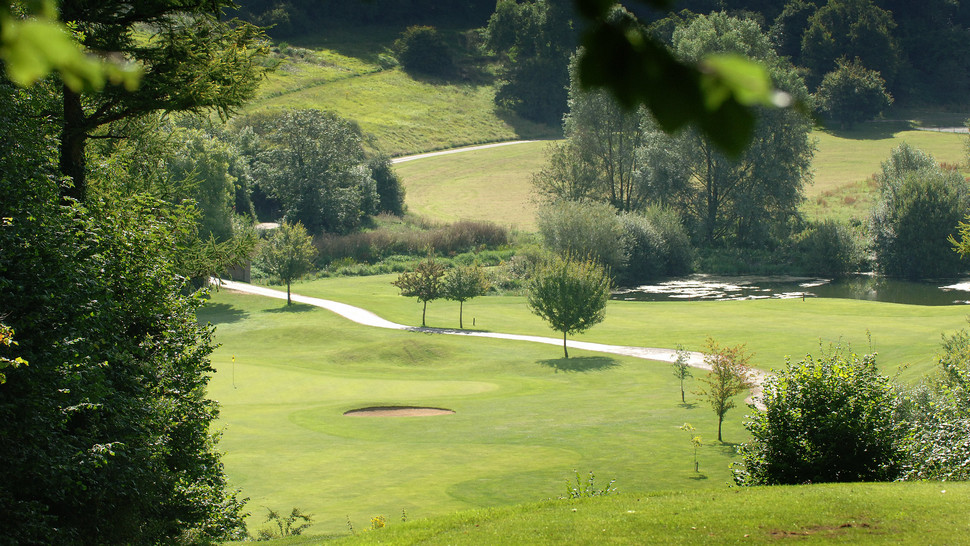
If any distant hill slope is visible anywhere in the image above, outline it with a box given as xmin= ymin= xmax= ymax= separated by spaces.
xmin=245 ymin=28 xmax=559 ymax=157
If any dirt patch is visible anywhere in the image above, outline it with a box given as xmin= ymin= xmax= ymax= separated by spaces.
xmin=343 ymin=406 xmax=455 ymax=417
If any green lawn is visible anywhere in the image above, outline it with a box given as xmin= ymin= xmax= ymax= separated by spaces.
xmin=203 ymin=276 xmax=970 ymax=537
xmin=393 ymin=141 xmax=553 ymax=230
xmin=202 ymin=290 xmax=750 ymax=537
xmin=270 ymin=274 xmax=970 ymax=383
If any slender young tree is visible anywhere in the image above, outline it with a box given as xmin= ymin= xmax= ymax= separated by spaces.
xmin=672 ymin=344 xmax=693 ymax=404
xmin=442 ymin=264 xmax=490 ymax=329
xmin=695 ymin=337 xmax=754 ymax=442
xmin=256 ymin=222 xmax=317 ymax=305
xmin=393 ymin=251 xmax=446 ymax=327
xmin=527 ymin=254 xmax=612 ymax=358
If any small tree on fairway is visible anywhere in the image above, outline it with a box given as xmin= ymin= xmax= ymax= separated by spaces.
xmin=256 ymin=221 xmax=316 ymax=305
xmin=527 ymin=254 xmax=612 ymax=358
xmin=442 ymin=263 xmax=490 ymax=329
xmin=672 ymin=344 xmax=693 ymax=404
xmin=695 ymin=337 xmax=754 ymax=442
xmin=392 ymin=252 xmax=446 ymax=327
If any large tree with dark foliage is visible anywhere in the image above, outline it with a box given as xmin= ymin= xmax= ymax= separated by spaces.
xmin=0 ymin=84 xmax=247 ymax=544
xmin=55 ymin=0 xmax=268 ymax=202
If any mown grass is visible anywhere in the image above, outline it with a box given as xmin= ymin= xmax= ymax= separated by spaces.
xmin=273 ymin=273 xmax=970 ymax=383
xmin=393 ymin=141 xmax=553 ymax=230
xmin=247 ymin=27 xmax=558 ymax=157
xmin=204 ymin=281 xmax=969 ymax=539
xmin=202 ymin=290 xmax=750 ymax=537
xmin=325 ymin=482 xmax=969 ymax=544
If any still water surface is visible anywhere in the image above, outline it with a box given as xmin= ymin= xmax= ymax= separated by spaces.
xmin=613 ymin=274 xmax=970 ymax=306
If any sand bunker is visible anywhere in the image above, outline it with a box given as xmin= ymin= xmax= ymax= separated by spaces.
xmin=343 ymin=406 xmax=455 ymax=417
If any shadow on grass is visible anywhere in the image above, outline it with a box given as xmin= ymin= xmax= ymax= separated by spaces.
xmin=538 ymin=356 xmax=620 ymax=373
xmin=820 ymin=120 xmax=913 ymax=141
xmin=717 ymin=441 xmax=741 ymax=455
xmin=266 ymin=303 xmax=316 ymax=314
xmin=688 ymin=473 xmax=709 ymax=481
xmin=679 ymin=402 xmax=698 ymax=410
xmin=198 ymin=302 xmax=249 ymax=325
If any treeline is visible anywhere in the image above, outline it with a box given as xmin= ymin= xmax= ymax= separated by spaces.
xmin=231 ymin=0 xmax=496 ymax=36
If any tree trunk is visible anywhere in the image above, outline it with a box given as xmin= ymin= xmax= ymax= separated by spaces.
xmin=717 ymin=415 xmax=723 ymax=442
xmin=563 ymin=330 xmax=569 ymax=359
xmin=60 ymin=85 xmax=88 ymax=202
xmin=459 ymin=300 xmax=464 ymax=329
xmin=421 ymin=300 xmax=427 ymax=326
xmin=680 ymin=384 xmax=685 ymax=403
xmin=286 ymin=280 xmax=292 ymax=305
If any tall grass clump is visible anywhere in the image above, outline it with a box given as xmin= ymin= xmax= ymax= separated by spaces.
xmin=314 ymin=218 xmax=510 ymax=270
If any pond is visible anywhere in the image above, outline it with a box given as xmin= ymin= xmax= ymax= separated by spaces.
xmin=612 ymin=274 xmax=970 ymax=306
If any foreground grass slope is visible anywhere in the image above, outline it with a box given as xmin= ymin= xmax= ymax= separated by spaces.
xmin=327 ymin=482 xmax=969 ymax=544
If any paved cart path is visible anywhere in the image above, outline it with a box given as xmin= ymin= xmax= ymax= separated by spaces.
xmin=213 ymin=279 xmax=766 ymax=407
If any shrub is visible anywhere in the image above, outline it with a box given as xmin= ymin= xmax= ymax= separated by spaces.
xmin=814 ymin=58 xmax=893 ymax=129
xmin=734 ymin=346 xmax=906 ymax=486
xmin=898 ymin=326 xmax=970 ymax=481
xmin=793 ymin=219 xmax=861 ymax=277
xmin=618 ymin=207 xmax=693 ymax=284
xmin=394 ymin=25 xmax=454 ymax=77
xmin=536 ymin=200 xmax=626 ymax=273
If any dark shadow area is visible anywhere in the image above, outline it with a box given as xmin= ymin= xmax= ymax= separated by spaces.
xmin=819 ymin=120 xmax=913 ymax=141
xmin=688 ymin=473 xmax=709 ymax=481
xmin=717 ymin=441 xmax=741 ymax=455
xmin=197 ymin=302 xmax=249 ymax=325
xmin=266 ymin=303 xmax=316 ymax=314
xmin=495 ymin=106 xmax=563 ymax=141
xmin=538 ymin=356 xmax=620 ymax=373
xmin=678 ymin=402 xmax=698 ymax=410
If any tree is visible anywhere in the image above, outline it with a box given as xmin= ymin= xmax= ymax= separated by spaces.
xmin=618 ymin=207 xmax=694 ymax=283
xmin=871 ymin=145 xmax=969 ymax=279
xmin=393 ymin=252 xmax=446 ymax=327
xmin=248 ymin=109 xmax=378 ymax=234
xmin=368 ymin=154 xmax=407 ymax=216
xmin=672 ymin=345 xmax=694 ymax=404
xmin=394 ymin=25 xmax=454 ymax=77
xmin=815 ymin=58 xmax=892 ymax=129
xmin=562 ymin=47 xmax=645 ymax=212
xmin=636 ymin=12 xmax=814 ymax=247
xmin=695 ymin=337 xmax=753 ymax=442
xmin=572 ymin=0 xmax=784 ymax=155
xmin=800 ymin=0 xmax=900 ymax=89
xmin=54 ymin=0 xmax=268 ymax=201
xmin=256 ymin=221 xmax=317 ymax=305
xmin=734 ymin=346 xmax=905 ymax=485
xmin=0 ymin=179 xmax=247 ymax=543
xmin=442 ymin=264 xmax=490 ymax=329
xmin=485 ymin=0 xmax=577 ymax=125
xmin=527 ymin=254 xmax=612 ymax=358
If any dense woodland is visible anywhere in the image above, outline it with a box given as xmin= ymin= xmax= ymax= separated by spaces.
xmin=3 ymin=0 xmax=970 ymax=542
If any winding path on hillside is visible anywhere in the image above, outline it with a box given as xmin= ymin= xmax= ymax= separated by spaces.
xmin=390 ymin=140 xmax=540 ymax=164
xmin=213 ymin=278 xmax=767 ymax=407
